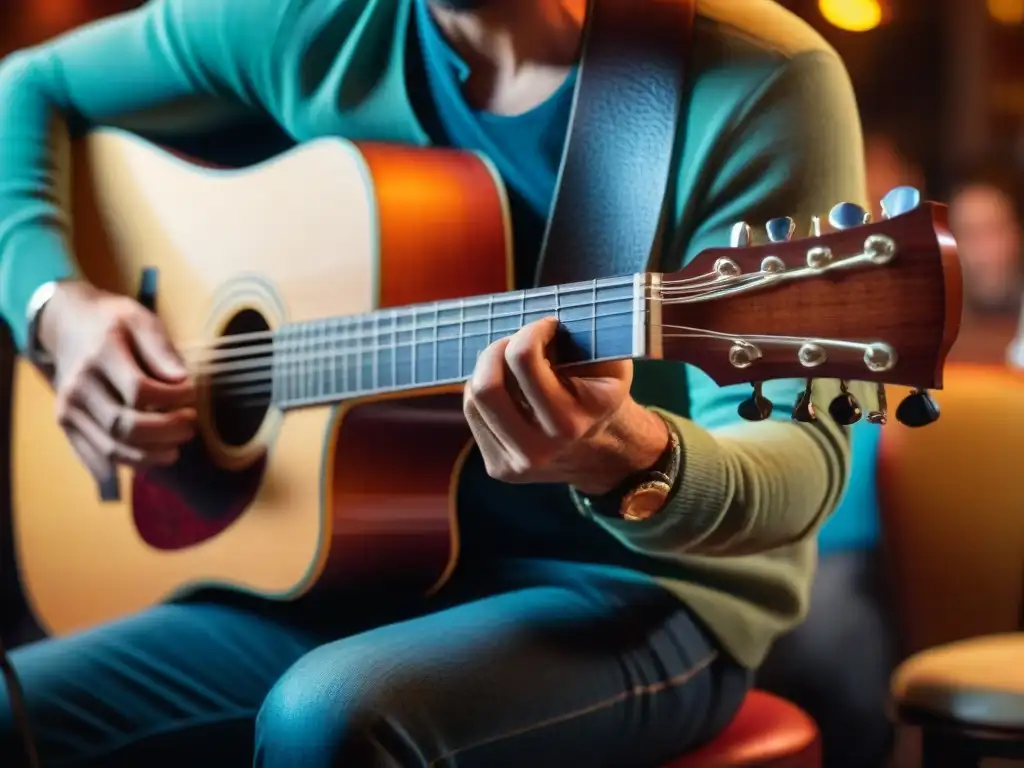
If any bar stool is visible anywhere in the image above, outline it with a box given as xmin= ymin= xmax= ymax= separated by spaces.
xmin=665 ymin=690 xmax=820 ymax=767
xmin=891 ymin=634 xmax=1024 ymax=767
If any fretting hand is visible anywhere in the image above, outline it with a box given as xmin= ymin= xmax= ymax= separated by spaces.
xmin=464 ymin=317 xmax=669 ymax=496
xmin=37 ymin=281 xmax=198 ymax=481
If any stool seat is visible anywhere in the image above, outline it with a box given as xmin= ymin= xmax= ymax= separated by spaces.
xmin=665 ymin=690 xmax=820 ymax=768
xmin=892 ymin=633 xmax=1024 ymax=732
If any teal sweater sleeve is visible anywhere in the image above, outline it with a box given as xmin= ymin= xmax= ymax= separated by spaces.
xmin=0 ymin=0 xmax=289 ymax=348
xmin=586 ymin=47 xmax=864 ymax=556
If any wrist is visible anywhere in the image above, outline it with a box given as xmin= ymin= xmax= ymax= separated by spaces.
xmin=34 ymin=279 xmax=90 ymax=357
xmin=570 ymin=400 xmax=670 ymax=496
xmin=571 ymin=411 xmax=681 ymax=521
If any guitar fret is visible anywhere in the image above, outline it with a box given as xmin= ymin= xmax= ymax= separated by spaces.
xmin=372 ymin=313 xmax=379 ymax=391
xmin=347 ymin=315 xmax=356 ymax=394
xmin=432 ymin=303 xmax=439 ymax=383
xmin=334 ymin=319 xmax=343 ymax=397
xmin=458 ymin=298 xmax=465 ymax=379
xmin=411 ymin=309 xmax=418 ymax=386
xmin=299 ymin=325 xmax=304 ymax=401
xmin=269 ymin=275 xmax=639 ymax=409
xmin=314 ymin=320 xmax=323 ymax=399
xmin=488 ymin=295 xmax=494 ymax=347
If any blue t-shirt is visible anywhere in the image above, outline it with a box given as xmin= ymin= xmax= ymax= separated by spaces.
xmin=411 ymin=0 xmax=881 ymax=555
xmin=412 ymin=0 xmax=576 ymax=288
xmin=817 ymin=422 xmax=881 ymax=553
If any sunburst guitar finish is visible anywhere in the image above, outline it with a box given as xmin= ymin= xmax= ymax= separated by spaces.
xmin=12 ymin=132 xmax=512 ymax=636
xmin=9 ymin=130 xmax=963 ymax=638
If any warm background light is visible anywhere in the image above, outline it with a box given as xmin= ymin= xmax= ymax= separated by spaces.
xmin=987 ymin=0 xmax=1024 ymax=25
xmin=819 ymin=0 xmax=884 ymax=32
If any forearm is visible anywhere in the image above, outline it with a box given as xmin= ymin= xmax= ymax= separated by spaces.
xmin=576 ymin=366 xmax=850 ymax=556
xmin=0 ymin=55 xmax=78 ymax=348
xmin=0 ymin=0 xmax=286 ymax=347
xmin=582 ymin=404 xmax=849 ymax=556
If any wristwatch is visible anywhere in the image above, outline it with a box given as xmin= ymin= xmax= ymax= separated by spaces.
xmin=24 ymin=281 xmax=61 ymax=372
xmin=571 ymin=420 xmax=681 ymax=522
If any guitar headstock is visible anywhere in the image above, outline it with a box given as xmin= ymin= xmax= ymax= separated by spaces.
xmin=655 ymin=187 xmax=962 ymax=428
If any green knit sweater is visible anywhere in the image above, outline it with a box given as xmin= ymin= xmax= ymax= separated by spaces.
xmin=0 ymin=0 xmax=866 ymax=667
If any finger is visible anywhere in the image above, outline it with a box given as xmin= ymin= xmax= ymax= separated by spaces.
xmin=468 ymin=338 xmax=544 ymax=454
xmin=463 ymin=398 xmax=524 ymax=479
xmin=77 ymin=375 xmax=196 ymax=448
xmin=504 ymin=318 xmax=586 ymax=438
xmin=65 ymin=406 xmax=179 ymax=469
xmin=130 ymin=314 xmax=188 ymax=382
xmin=65 ymin=425 xmax=114 ymax=482
xmin=100 ymin=336 xmax=197 ymax=411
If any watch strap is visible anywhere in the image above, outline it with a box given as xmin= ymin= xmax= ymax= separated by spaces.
xmin=571 ymin=418 xmax=681 ymax=521
xmin=24 ymin=281 xmax=60 ymax=371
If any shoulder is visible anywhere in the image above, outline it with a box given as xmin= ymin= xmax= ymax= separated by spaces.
xmin=687 ymin=0 xmax=850 ymax=121
xmin=264 ymin=0 xmax=414 ymax=135
xmin=694 ymin=0 xmax=839 ymax=66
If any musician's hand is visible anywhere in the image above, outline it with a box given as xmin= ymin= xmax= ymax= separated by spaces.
xmin=38 ymin=280 xmax=197 ymax=481
xmin=464 ymin=317 xmax=669 ymax=495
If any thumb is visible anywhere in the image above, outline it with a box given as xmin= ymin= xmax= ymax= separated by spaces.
xmin=131 ymin=319 xmax=187 ymax=382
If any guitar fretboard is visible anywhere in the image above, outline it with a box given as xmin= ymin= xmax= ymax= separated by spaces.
xmin=268 ymin=275 xmax=640 ymax=409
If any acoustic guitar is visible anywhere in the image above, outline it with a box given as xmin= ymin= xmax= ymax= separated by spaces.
xmin=10 ymin=129 xmax=961 ymax=636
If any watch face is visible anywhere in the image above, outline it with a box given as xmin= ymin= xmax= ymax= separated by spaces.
xmin=622 ymin=484 xmax=670 ymax=522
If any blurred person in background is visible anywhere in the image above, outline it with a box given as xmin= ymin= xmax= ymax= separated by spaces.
xmin=864 ymin=131 xmax=927 ymax=220
xmin=947 ymin=165 xmax=1023 ymax=364
xmin=757 ymin=129 xmax=916 ymax=768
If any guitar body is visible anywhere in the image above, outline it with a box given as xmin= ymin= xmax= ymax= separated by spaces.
xmin=11 ymin=131 xmax=512 ymax=636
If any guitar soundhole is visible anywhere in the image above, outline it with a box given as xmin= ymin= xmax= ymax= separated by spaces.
xmin=211 ymin=308 xmax=272 ymax=446
xmin=130 ymin=308 xmax=271 ymax=551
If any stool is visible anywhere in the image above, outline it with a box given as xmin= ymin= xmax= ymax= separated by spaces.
xmin=892 ymin=633 xmax=1024 ymax=767
xmin=665 ymin=690 xmax=820 ymax=767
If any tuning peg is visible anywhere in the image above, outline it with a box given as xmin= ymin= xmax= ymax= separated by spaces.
xmin=793 ymin=380 xmax=816 ymax=423
xmin=867 ymin=383 xmax=888 ymax=425
xmin=880 ymin=186 xmax=922 ymax=219
xmin=828 ymin=202 xmax=871 ymax=230
xmin=809 ymin=216 xmax=823 ymax=237
xmin=766 ymin=217 xmax=796 ymax=243
xmin=738 ymin=382 xmax=773 ymax=421
xmin=895 ymin=388 xmax=940 ymax=427
xmin=730 ymin=222 xmax=753 ymax=247
xmin=828 ymin=381 xmax=863 ymax=425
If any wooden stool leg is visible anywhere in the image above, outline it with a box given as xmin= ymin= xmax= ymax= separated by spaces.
xmin=920 ymin=728 xmax=980 ymax=768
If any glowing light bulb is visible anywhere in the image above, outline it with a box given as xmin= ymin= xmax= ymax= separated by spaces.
xmin=988 ymin=0 xmax=1024 ymax=25
xmin=819 ymin=0 xmax=884 ymax=32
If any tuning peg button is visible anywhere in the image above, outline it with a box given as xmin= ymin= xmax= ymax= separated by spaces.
xmin=895 ymin=389 xmax=940 ymax=427
xmin=880 ymin=186 xmax=922 ymax=219
xmin=828 ymin=382 xmax=863 ymax=425
xmin=766 ymin=217 xmax=796 ymax=243
xmin=793 ymin=381 xmax=816 ymax=423
xmin=738 ymin=383 xmax=773 ymax=421
xmin=828 ymin=202 xmax=871 ymax=230
xmin=730 ymin=222 xmax=753 ymax=248
xmin=867 ymin=383 xmax=888 ymax=425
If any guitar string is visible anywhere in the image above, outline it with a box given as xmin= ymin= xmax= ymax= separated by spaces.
xmin=179 ymin=270 xmax=770 ymax=363
xmin=189 ymin=304 xmax=638 ymax=376
xmin=217 ymin=323 xmax=869 ymax=409
xmin=213 ymin=313 xmax=633 ymax=391
xmin=191 ymin=285 xmax=721 ymax=384
xmin=184 ymin=271 xmax=780 ymax=377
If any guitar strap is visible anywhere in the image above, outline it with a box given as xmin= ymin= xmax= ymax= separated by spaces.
xmin=535 ymin=0 xmax=696 ymax=287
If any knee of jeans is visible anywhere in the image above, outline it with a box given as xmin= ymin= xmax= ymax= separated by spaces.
xmin=254 ymin=647 xmax=398 ymax=766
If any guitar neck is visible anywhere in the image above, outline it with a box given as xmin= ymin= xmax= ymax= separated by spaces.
xmin=254 ymin=274 xmax=654 ymax=410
